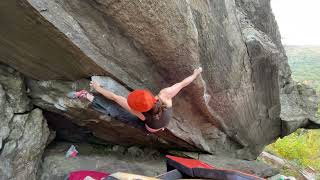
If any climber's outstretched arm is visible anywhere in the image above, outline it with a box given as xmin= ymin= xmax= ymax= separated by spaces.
xmin=158 ymin=67 xmax=202 ymax=104
xmin=90 ymin=81 xmax=145 ymax=121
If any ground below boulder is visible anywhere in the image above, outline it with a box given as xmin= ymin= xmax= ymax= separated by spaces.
xmin=38 ymin=142 xmax=166 ymax=180
xmin=38 ymin=141 xmax=279 ymax=179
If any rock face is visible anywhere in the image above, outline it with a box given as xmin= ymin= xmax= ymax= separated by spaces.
xmin=0 ymin=0 xmax=318 ymax=160
xmin=0 ymin=65 xmax=51 ymax=180
xmin=280 ymin=82 xmax=319 ymax=136
xmin=235 ymin=0 xmax=319 ymax=136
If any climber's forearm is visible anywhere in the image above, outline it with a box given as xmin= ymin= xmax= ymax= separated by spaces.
xmin=180 ymin=72 xmax=198 ymax=88
xmin=95 ymin=86 xmax=117 ymax=101
xmin=158 ymin=71 xmax=199 ymax=100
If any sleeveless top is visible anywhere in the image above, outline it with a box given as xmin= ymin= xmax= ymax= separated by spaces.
xmin=143 ymin=98 xmax=172 ymax=129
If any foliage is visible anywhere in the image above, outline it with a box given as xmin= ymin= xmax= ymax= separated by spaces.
xmin=266 ymin=129 xmax=320 ymax=171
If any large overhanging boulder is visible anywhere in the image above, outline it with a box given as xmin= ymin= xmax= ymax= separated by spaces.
xmin=0 ymin=0 xmax=318 ymax=160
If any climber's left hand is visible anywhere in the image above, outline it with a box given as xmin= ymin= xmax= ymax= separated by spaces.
xmin=90 ymin=81 xmax=101 ymax=91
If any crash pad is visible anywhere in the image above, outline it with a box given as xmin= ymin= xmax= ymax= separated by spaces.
xmin=166 ymin=155 xmax=265 ymax=180
xmin=68 ymin=170 xmax=109 ymax=180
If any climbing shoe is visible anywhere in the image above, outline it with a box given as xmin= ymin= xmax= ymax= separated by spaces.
xmin=67 ymin=90 xmax=88 ymax=99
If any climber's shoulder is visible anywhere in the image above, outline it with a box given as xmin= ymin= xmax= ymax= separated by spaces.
xmin=157 ymin=93 xmax=172 ymax=108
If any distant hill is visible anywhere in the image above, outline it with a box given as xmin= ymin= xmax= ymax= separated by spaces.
xmin=285 ymin=46 xmax=320 ymax=91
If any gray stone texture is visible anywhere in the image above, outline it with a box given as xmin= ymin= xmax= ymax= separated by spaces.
xmin=281 ymin=82 xmax=319 ymax=136
xmin=0 ymin=0 xmax=318 ymax=161
xmin=0 ymin=65 xmax=51 ymax=180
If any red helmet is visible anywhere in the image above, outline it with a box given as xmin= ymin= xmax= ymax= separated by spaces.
xmin=127 ymin=89 xmax=157 ymax=112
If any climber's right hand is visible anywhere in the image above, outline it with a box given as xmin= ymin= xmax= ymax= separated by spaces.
xmin=90 ymin=81 xmax=101 ymax=91
xmin=193 ymin=67 xmax=203 ymax=76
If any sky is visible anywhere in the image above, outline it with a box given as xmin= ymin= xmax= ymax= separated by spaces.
xmin=271 ymin=0 xmax=320 ymax=46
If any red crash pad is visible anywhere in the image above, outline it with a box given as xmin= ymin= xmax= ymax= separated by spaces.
xmin=166 ymin=155 xmax=265 ymax=180
xmin=166 ymin=155 xmax=213 ymax=169
xmin=68 ymin=170 xmax=109 ymax=180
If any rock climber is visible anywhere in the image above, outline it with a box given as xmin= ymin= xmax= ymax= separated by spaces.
xmin=69 ymin=67 xmax=202 ymax=133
